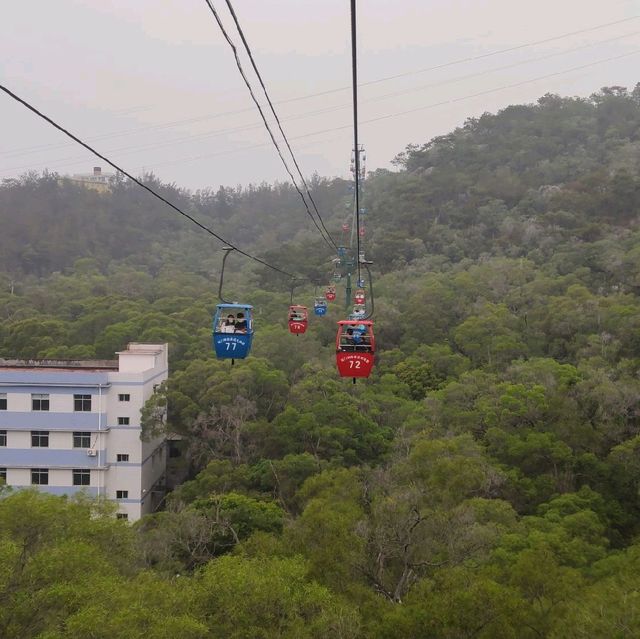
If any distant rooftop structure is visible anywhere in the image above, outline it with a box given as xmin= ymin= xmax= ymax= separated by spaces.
xmin=67 ymin=166 xmax=116 ymax=192
xmin=0 ymin=344 xmax=166 ymax=373
xmin=0 ymin=359 xmax=118 ymax=371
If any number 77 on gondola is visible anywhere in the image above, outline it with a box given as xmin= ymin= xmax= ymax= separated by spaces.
xmin=212 ymin=303 xmax=254 ymax=360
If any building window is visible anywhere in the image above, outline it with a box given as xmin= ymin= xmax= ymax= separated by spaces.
xmin=0 ymin=468 xmax=6 ymax=483
xmin=73 ymin=432 xmax=91 ymax=448
xmin=73 ymin=394 xmax=91 ymax=412
xmin=32 ymin=394 xmax=49 ymax=411
xmin=118 ymin=394 xmax=130 ymax=402
xmin=117 ymin=417 xmax=130 ymax=425
xmin=116 ymin=454 xmax=129 ymax=462
xmin=31 ymin=431 xmax=49 ymax=447
xmin=0 ymin=393 xmax=6 ymax=410
xmin=0 ymin=431 xmax=6 ymax=447
xmin=116 ymin=490 xmax=129 ymax=499
xmin=31 ymin=469 xmax=49 ymax=485
xmin=72 ymin=469 xmax=90 ymax=486
xmin=116 ymin=513 xmax=128 ymax=520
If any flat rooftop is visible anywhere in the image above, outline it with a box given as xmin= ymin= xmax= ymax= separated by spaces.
xmin=0 ymin=359 xmax=118 ymax=371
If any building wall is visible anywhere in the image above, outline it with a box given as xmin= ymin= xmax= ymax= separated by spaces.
xmin=0 ymin=343 xmax=168 ymax=522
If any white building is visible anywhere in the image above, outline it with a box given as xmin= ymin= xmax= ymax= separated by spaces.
xmin=0 ymin=343 xmax=168 ymax=521
xmin=68 ymin=166 xmax=115 ymax=192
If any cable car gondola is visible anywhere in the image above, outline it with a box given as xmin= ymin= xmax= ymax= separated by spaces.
xmin=336 ymin=319 xmax=374 ymax=380
xmin=354 ymin=288 xmax=365 ymax=305
xmin=288 ymin=305 xmax=309 ymax=335
xmin=325 ymin=285 xmax=336 ymax=301
xmin=314 ymin=298 xmax=328 ymax=316
xmin=213 ymin=303 xmax=254 ymax=360
xmin=212 ymin=248 xmax=254 ymax=362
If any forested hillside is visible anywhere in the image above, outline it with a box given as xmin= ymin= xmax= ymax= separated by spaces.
xmin=3 ymin=86 xmax=640 ymax=638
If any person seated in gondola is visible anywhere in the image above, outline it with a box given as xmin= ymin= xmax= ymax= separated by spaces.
xmin=290 ymin=309 xmax=305 ymax=322
xmin=340 ymin=327 xmax=356 ymax=351
xmin=220 ymin=314 xmax=235 ymax=333
xmin=234 ymin=312 xmax=248 ymax=333
xmin=358 ymin=333 xmax=372 ymax=352
xmin=352 ymin=325 xmax=372 ymax=352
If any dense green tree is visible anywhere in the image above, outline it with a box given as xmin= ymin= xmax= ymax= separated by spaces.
xmin=5 ymin=85 xmax=640 ymax=636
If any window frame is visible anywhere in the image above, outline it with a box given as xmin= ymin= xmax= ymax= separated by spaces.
xmin=0 ymin=430 xmax=6 ymax=447
xmin=0 ymin=393 xmax=6 ymax=410
xmin=117 ymin=417 xmax=130 ymax=425
xmin=31 ymin=394 xmax=50 ymax=411
xmin=116 ymin=513 xmax=129 ymax=520
xmin=118 ymin=394 xmax=130 ymax=402
xmin=0 ymin=468 xmax=6 ymax=483
xmin=72 ymin=432 xmax=91 ymax=448
xmin=116 ymin=490 xmax=129 ymax=499
xmin=72 ymin=469 xmax=90 ymax=486
xmin=73 ymin=394 xmax=92 ymax=412
xmin=116 ymin=454 xmax=130 ymax=462
xmin=31 ymin=469 xmax=49 ymax=485
xmin=31 ymin=431 xmax=50 ymax=448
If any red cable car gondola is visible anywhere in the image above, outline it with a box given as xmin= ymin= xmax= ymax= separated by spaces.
xmin=325 ymin=285 xmax=336 ymax=302
xmin=336 ymin=320 xmax=374 ymax=380
xmin=354 ymin=288 xmax=365 ymax=305
xmin=288 ymin=305 xmax=308 ymax=335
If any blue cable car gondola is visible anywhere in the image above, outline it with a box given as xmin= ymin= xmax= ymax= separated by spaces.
xmin=212 ymin=303 xmax=254 ymax=360
xmin=314 ymin=298 xmax=328 ymax=316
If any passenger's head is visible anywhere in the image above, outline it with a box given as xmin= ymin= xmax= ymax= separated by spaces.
xmin=237 ymin=312 xmax=245 ymax=319
xmin=227 ymin=314 xmax=235 ymax=320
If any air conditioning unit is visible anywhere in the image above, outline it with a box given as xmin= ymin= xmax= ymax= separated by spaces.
xmin=87 ymin=449 xmax=97 ymax=457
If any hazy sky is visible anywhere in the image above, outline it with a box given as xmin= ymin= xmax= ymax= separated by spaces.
xmin=1 ymin=0 xmax=640 ymax=191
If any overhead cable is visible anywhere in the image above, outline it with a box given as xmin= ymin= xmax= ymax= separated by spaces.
xmin=3 ymin=31 xmax=639 ymax=178
xmin=0 ymin=83 xmax=297 ymax=278
xmin=359 ymin=15 xmax=640 ymax=88
xmin=140 ymin=45 xmax=640 ymax=171
xmin=222 ymin=0 xmax=338 ymax=251
xmin=359 ymin=47 xmax=640 ymax=125
xmin=2 ymin=16 xmax=637 ymax=159
xmin=202 ymin=0 xmax=338 ymax=251
xmin=4 ymin=48 xmax=638 ymax=178
xmin=350 ymin=0 xmax=362 ymax=284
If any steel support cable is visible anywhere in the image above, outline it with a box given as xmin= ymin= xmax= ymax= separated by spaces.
xmin=360 ymin=47 xmax=640 ymax=126
xmin=3 ymin=15 xmax=638 ymax=160
xmin=279 ymin=15 xmax=640 ymax=101
xmin=123 ymin=47 xmax=640 ymax=174
xmin=203 ymin=0 xmax=337 ymax=252
xmin=0 ymin=31 xmax=640 ymax=174
xmin=6 ymin=47 xmax=638 ymax=180
xmin=357 ymin=15 xmax=640 ymax=88
xmin=350 ymin=0 xmax=362 ymax=285
xmin=5 ymin=27 xmax=640 ymax=177
xmin=0 ymin=83 xmax=297 ymax=278
xmin=222 ymin=0 xmax=339 ymax=252
xmin=360 ymin=29 xmax=640 ymax=107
